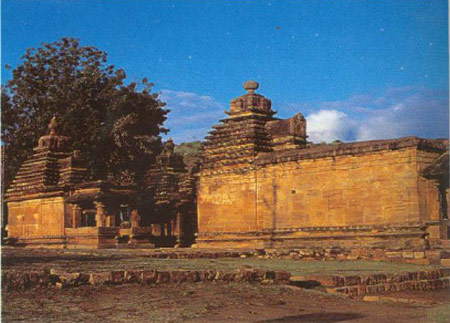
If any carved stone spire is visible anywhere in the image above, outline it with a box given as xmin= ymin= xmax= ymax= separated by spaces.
xmin=37 ymin=116 xmax=69 ymax=151
xmin=202 ymin=81 xmax=276 ymax=170
xmin=6 ymin=115 xmax=88 ymax=200
xmin=228 ymin=80 xmax=275 ymax=116
xmin=48 ymin=115 xmax=58 ymax=135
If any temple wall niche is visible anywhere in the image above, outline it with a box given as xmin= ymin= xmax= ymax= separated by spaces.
xmin=7 ymin=197 xmax=65 ymax=238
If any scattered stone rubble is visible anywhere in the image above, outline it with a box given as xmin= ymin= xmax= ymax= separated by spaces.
xmin=2 ymin=268 xmax=291 ymax=292
xmin=304 ymin=268 xmax=450 ymax=297
xmin=3 ymin=265 xmax=450 ymax=299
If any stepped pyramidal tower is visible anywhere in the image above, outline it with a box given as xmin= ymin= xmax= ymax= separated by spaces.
xmin=202 ymin=80 xmax=307 ymax=172
xmin=6 ymin=117 xmax=88 ymax=242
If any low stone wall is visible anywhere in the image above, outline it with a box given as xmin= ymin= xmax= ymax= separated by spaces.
xmin=6 ymin=246 xmax=448 ymax=264
xmin=1 ymin=268 xmax=291 ymax=292
xmin=45 ymin=247 xmax=444 ymax=265
xmin=195 ymin=247 xmax=448 ymax=266
xmin=4 ymin=266 xmax=450 ymax=297
xmin=264 ymin=247 xmax=448 ymax=265
xmin=304 ymin=268 xmax=450 ymax=297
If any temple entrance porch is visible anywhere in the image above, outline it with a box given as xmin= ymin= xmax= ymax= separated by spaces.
xmin=63 ymin=181 xmax=154 ymax=249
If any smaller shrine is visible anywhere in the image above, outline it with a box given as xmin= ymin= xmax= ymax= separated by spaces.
xmin=145 ymin=139 xmax=197 ymax=247
xmin=5 ymin=117 xmax=153 ymax=248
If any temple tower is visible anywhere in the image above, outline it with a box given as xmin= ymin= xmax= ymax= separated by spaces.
xmin=202 ymin=80 xmax=307 ymax=172
xmin=201 ymin=81 xmax=277 ymax=170
xmin=5 ymin=117 xmax=88 ymax=244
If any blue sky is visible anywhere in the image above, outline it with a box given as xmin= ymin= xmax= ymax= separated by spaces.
xmin=2 ymin=0 xmax=448 ymax=143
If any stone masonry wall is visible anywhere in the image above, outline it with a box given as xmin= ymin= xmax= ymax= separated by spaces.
xmin=198 ymin=171 xmax=257 ymax=233
xmin=7 ymin=197 xmax=65 ymax=239
xmin=256 ymin=147 xmax=426 ymax=229
xmin=197 ymin=146 xmax=442 ymax=249
xmin=3 ymin=267 xmax=449 ymax=298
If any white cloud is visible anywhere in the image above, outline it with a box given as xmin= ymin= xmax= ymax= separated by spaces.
xmin=307 ymin=110 xmax=356 ymax=143
xmin=301 ymin=86 xmax=448 ymax=143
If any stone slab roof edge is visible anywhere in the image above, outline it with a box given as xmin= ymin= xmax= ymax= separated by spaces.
xmin=5 ymin=188 xmax=65 ymax=203
xmin=71 ymin=180 xmax=136 ymax=190
xmin=255 ymin=136 xmax=448 ymax=165
xmin=65 ymin=190 xmax=135 ymax=204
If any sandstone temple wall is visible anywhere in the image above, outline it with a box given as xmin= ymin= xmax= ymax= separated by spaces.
xmin=196 ymin=145 xmax=445 ymax=249
xmin=7 ymin=197 xmax=65 ymax=240
xmin=198 ymin=170 xmax=258 ymax=233
xmin=416 ymin=149 xmax=448 ymax=242
xmin=196 ymin=81 xmax=449 ymax=249
xmin=256 ymin=147 xmax=435 ymax=230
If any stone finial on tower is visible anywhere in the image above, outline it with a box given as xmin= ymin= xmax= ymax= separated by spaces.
xmin=228 ymin=80 xmax=273 ymax=115
xmin=243 ymin=80 xmax=259 ymax=94
xmin=48 ymin=115 xmax=58 ymax=135
xmin=37 ymin=115 xmax=69 ymax=151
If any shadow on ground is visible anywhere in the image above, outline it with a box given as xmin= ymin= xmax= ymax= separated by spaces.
xmin=261 ymin=312 xmax=366 ymax=322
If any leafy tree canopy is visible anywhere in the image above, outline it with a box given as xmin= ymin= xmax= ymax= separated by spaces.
xmin=2 ymin=37 xmax=169 ymax=189
xmin=174 ymin=141 xmax=202 ymax=157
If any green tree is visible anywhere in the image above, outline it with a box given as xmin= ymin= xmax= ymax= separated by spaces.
xmin=1 ymin=88 xmax=29 ymax=196
xmin=2 ymin=37 xmax=168 ymax=189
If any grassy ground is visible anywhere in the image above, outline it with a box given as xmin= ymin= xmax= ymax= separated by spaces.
xmin=427 ymin=304 xmax=450 ymax=323
xmin=2 ymin=247 xmax=442 ymax=275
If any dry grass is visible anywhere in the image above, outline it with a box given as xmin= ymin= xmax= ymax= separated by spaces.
xmin=2 ymin=247 xmax=441 ymax=276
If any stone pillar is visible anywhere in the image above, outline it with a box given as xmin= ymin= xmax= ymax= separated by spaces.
xmin=431 ymin=181 xmax=441 ymax=221
xmin=130 ymin=209 xmax=141 ymax=228
xmin=72 ymin=205 xmax=82 ymax=228
xmin=175 ymin=211 xmax=183 ymax=248
xmin=106 ymin=215 xmax=115 ymax=228
xmin=446 ymin=188 xmax=450 ymax=220
xmin=94 ymin=202 xmax=106 ymax=228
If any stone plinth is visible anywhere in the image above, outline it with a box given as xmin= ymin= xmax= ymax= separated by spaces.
xmin=65 ymin=227 xmax=119 ymax=249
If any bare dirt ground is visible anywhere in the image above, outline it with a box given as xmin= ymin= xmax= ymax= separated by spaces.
xmin=2 ymin=247 xmax=450 ymax=322
xmin=3 ymin=283 xmax=450 ymax=323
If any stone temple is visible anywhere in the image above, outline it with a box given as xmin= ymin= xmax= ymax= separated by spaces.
xmin=4 ymin=81 xmax=450 ymax=251
xmin=195 ymin=81 xmax=449 ymax=250
xmin=4 ymin=117 xmax=193 ymax=248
